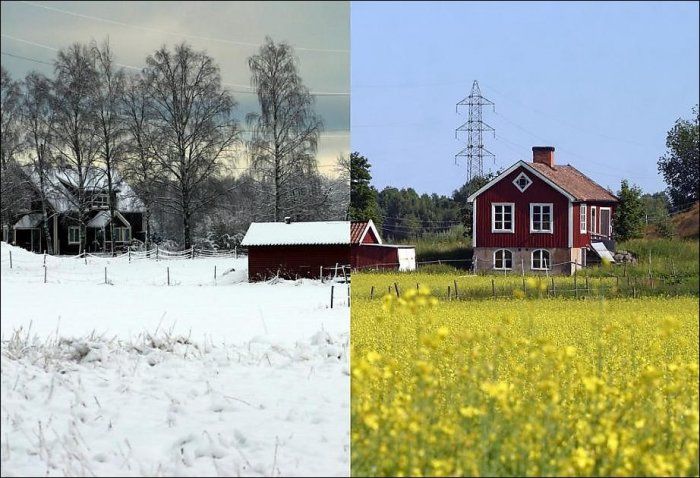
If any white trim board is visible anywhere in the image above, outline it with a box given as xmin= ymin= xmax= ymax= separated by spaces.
xmin=467 ymin=160 xmax=576 ymax=203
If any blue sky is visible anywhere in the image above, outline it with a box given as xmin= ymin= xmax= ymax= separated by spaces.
xmin=351 ymin=1 xmax=699 ymax=196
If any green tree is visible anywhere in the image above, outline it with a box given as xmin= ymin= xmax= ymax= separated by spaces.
xmin=349 ymin=151 xmax=381 ymax=225
xmin=658 ymin=105 xmax=699 ymax=207
xmin=452 ymin=173 xmax=496 ymax=239
xmin=614 ymin=180 xmax=645 ymax=242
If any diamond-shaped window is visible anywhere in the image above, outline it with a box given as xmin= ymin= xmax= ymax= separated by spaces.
xmin=513 ymin=172 xmax=532 ymax=192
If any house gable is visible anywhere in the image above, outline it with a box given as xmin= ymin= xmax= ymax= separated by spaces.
xmin=473 ymin=164 xmax=571 ymax=249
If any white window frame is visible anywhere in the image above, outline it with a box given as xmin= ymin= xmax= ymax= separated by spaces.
xmin=529 ymin=203 xmax=553 ymax=233
xmin=68 ymin=226 xmax=80 ymax=245
xmin=512 ymin=172 xmax=533 ymax=193
xmin=114 ymin=227 xmax=131 ymax=243
xmin=531 ymin=249 xmax=551 ymax=270
xmin=580 ymin=204 xmax=587 ymax=233
xmin=92 ymin=194 xmax=109 ymax=208
xmin=493 ymin=249 xmax=513 ymax=270
xmin=491 ymin=203 xmax=515 ymax=233
xmin=599 ymin=207 xmax=612 ymax=237
xmin=590 ymin=206 xmax=597 ymax=234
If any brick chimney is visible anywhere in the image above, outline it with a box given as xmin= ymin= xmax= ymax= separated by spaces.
xmin=532 ymin=146 xmax=555 ymax=168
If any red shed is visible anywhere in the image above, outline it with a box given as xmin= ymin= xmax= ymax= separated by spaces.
xmin=467 ymin=146 xmax=618 ymax=275
xmin=241 ymin=220 xmax=350 ymax=281
xmin=351 ymin=220 xmax=416 ymax=271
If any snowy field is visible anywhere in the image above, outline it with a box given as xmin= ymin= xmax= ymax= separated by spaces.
xmin=0 ymin=243 xmax=350 ymax=476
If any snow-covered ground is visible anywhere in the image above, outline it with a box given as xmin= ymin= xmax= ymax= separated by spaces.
xmin=0 ymin=243 xmax=350 ymax=476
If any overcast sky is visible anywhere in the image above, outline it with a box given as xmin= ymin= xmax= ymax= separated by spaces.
xmin=1 ymin=1 xmax=349 ymax=175
xmin=352 ymin=1 xmax=699 ymax=196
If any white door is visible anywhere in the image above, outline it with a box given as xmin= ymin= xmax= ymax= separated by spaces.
xmin=600 ymin=208 xmax=611 ymax=237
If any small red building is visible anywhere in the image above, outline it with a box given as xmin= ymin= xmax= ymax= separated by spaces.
xmin=351 ymin=220 xmax=416 ymax=271
xmin=467 ymin=146 xmax=618 ymax=275
xmin=241 ymin=220 xmax=350 ymax=281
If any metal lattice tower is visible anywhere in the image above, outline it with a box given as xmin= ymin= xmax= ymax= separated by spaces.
xmin=455 ymin=80 xmax=495 ymax=182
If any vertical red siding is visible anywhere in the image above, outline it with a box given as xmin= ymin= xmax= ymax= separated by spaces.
xmin=361 ymin=228 xmax=379 ymax=244
xmin=247 ymin=245 xmax=350 ymax=281
xmin=475 ymin=166 xmax=569 ymax=248
xmin=351 ymin=245 xmax=399 ymax=269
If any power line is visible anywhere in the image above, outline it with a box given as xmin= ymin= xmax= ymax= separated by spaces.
xmin=1 ymin=50 xmax=52 ymax=66
xmin=19 ymin=1 xmax=349 ymax=54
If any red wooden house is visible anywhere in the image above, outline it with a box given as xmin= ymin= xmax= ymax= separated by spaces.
xmin=351 ymin=219 xmax=416 ymax=271
xmin=467 ymin=146 xmax=618 ymax=275
xmin=241 ymin=219 xmax=351 ymax=281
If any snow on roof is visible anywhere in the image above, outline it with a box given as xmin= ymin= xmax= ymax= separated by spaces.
xmin=86 ymin=210 xmax=131 ymax=228
xmin=13 ymin=213 xmax=43 ymax=229
xmin=241 ymin=221 xmax=350 ymax=246
xmin=23 ymin=166 xmax=145 ymax=213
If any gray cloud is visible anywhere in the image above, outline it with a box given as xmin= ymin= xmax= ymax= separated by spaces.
xmin=1 ymin=1 xmax=349 ymax=169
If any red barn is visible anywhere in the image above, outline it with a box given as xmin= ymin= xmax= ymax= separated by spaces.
xmin=467 ymin=146 xmax=618 ymax=275
xmin=351 ymin=219 xmax=416 ymax=271
xmin=241 ymin=220 xmax=350 ymax=281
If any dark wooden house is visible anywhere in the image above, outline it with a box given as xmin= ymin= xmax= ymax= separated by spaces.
xmin=350 ymin=220 xmax=416 ymax=271
xmin=467 ymin=146 xmax=618 ymax=275
xmin=241 ymin=219 xmax=351 ymax=281
xmin=8 ymin=167 xmax=146 ymax=254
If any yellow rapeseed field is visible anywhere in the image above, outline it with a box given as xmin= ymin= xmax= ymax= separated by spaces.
xmin=351 ymin=275 xmax=699 ymax=477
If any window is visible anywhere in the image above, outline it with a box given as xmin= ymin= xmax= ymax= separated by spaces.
xmin=68 ymin=226 xmax=80 ymax=244
xmin=114 ymin=227 xmax=131 ymax=243
xmin=491 ymin=203 xmax=515 ymax=233
xmin=512 ymin=172 xmax=532 ymax=193
xmin=590 ymin=206 xmax=597 ymax=234
xmin=580 ymin=204 xmax=587 ymax=233
xmin=530 ymin=203 xmax=553 ymax=233
xmin=92 ymin=194 xmax=109 ymax=208
xmin=493 ymin=249 xmax=512 ymax=270
xmin=531 ymin=249 xmax=551 ymax=270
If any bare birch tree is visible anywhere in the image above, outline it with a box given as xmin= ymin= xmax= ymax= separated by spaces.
xmin=49 ymin=43 xmax=100 ymax=253
xmin=143 ymin=43 xmax=239 ymax=249
xmin=92 ymin=40 xmax=127 ymax=255
xmin=21 ymin=72 xmax=56 ymax=253
xmin=121 ymin=72 xmax=160 ymax=248
xmin=247 ymin=37 xmax=323 ymax=222
xmin=1 ymin=67 xmax=26 ymax=235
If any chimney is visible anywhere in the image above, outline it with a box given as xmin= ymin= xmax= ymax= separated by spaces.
xmin=532 ymin=146 xmax=555 ymax=168
xmin=284 ymin=216 xmax=291 ymax=224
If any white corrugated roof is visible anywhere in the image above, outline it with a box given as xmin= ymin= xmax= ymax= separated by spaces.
xmin=241 ymin=221 xmax=350 ymax=246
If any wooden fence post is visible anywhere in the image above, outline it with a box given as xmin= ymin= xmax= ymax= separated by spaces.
xmin=156 ymin=244 xmax=159 ymax=261
xmin=491 ymin=279 xmax=496 ymax=298
xmin=9 ymin=250 xmax=12 ymax=269
xmin=574 ymin=273 xmax=578 ymax=299
xmin=104 ymin=266 xmax=107 ymax=285
xmin=453 ymin=280 xmax=459 ymax=299
xmin=394 ymin=282 xmax=400 ymax=297
xmin=44 ymin=251 xmax=46 ymax=265
xmin=447 ymin=285 xmax=451 ymax=301
xmin=347 ymin=284 xmax=350 ymax=307
xmin=191 ymin=247 xmax=195 ymax=259
xmin=44 ymin=264 xmax=47 ymax=283
xmin=129 ymin=249 xmax=131 ymax=263
xmin=370 ymin=286 xmax=374 ymax=299
xmin=167 ymin=266 xmax=170 ymax=286
xmin=214 ymin=265 xmax=217 ymax=281
xmin=330 ymin=285 xmax=334 ymax=309
xmin=551 ymin=277 xmax=555 ymax=297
